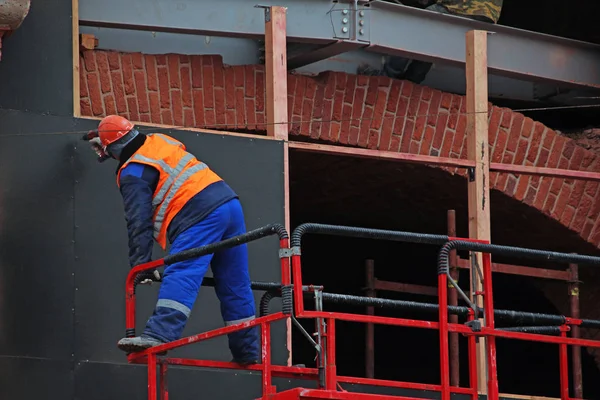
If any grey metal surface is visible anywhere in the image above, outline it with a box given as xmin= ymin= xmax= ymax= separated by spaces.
xmin=0 ymin=109 xmax=287 ymax=397
xmin=0 ymin=131 xmax=76 ymax=360
xmin=0 ymin=358 xmax=73 ymax=399
xmin=73 ymin=127 xmax=287 ymax=364
xmin=0 ymin=0 xmax=74 ymax=116
xmin=79 ymin=0 xmax=600 ymax=89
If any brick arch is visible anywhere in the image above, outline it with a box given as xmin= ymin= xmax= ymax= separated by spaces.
xmin=80 ymin=48 xmax=600 ymax=365
xmin=79 ymin=50 xmax=600 ymax=249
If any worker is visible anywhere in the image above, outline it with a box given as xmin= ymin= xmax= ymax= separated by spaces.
xmin=82 ymin=115 xmax=259 ymax=365
xmin=359 ymin=0 xmax=503 ymax=83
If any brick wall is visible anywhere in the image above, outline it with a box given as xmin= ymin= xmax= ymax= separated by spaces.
xmin=79 ymin=49 xmax=600 ymax=364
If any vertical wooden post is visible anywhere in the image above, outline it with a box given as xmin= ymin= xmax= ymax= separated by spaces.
xmin=72 ymin=0 xmax=81 ymax=117
xmin=263 ymin=5 xmax=292 ymax=366
xmin=466 ymin=30 xmax=490 ymax=395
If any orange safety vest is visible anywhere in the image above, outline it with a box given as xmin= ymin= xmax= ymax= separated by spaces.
xmin=116 ymin=133 xmax=223 ymax=249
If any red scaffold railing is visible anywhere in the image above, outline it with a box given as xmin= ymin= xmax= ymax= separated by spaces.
xmin=124 ymin=222 xmax=600 ymax=400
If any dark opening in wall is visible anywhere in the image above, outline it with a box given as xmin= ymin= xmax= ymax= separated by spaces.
xmin=288 ymin=149 xmax=600 ymax=398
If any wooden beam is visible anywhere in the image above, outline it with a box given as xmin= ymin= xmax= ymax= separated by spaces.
xmin=263 ymin=5 xmax=292 ymax=368
xmin=465 ymin=30 xmax=491 ymax=396
xmin=72 ymin=0 xmax=80 ymax=117
xmin=288 ymin=141 xmax=600 ymax=182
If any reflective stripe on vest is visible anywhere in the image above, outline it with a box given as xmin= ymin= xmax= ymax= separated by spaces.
xmin=117 ymin=133 xmax=221 ymax=248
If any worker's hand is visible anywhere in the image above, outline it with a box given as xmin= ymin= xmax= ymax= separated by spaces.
xmin=136 ymin=269 xmax=162 ymax=285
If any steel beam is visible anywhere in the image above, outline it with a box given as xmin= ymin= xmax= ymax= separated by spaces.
xmin=79 ymin=0 xmax=600 ymax=89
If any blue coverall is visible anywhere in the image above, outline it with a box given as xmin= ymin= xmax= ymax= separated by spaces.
xmin=119 ymin=162 xmax=259 ymax=362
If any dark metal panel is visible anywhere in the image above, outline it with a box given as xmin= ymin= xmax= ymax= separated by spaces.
xmin=0 ymin=357 xmax=73 ymax=399
xmin=73 ymin=126 xmax=287 ymax=365
xmin=0 ymin=0 xmax=74 ymax=116
xmin=79 ymin=0 xmax=600 ymax=89
xmin=0 ymin=123 xmax=76 ymax=360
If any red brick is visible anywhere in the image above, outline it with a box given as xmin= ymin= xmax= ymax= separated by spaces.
xmin=245 ymin=98 xmax=256 ymax=130
xmin=167 ymin=55 xmax=181 ymax=89
xmin=107 ymin=52 xmax=121 ymax=70
xmin=506 ymin=114 xmax=523 ymax=153
xmin=488 ymin=107 xmax=502 ymax=142
xmin=96 ymin=52 xmax=112 ymax=93
xmin=440 ymin=93 xmax=452 ymax=110
xmin=234 ymin=88 xmax=245 ymax=128
xmin=79 ymin=67 xmax=89 ymax=98
xmin=582 ymin=220 xmax=595 ymax=241
xmin=180 ymin=66 xmax=192 ymax=108
xmin=224 ymin=68 xmax=235 ymax=110
xmin=367 ymin=130 xmax=380 ymax=149
xmin=82 ymin=51 xmax=96 ymax=72
xmin=156 ymin=55 xmax=167 ymax=66
xmin=419 ymin=126 xmax=435 ymax=155
xmin=526 ymin=127 xmax=543 ymax=164
xmin=292 ymin=78 xmax=306 ymax=120
xmin=104 ymin=95 xmax=117 ymax=115
xmin=500 ymin=109 xmax=512 ymax=129
xmin=205 ymin=107 xmax=216 ymax=127
xmin=191 ymin=56 xmax=203 ymax=88
xmin=321 ymin=99 xmax=333 ymax=141
xmin=534 ymin=178 xmax=551 ymax=209
xmin=434 ymin=114 xmax=449 ymax=152
xmin=80 ymin=99 xmax=92 ymax=116
xmin=323 ymin=74 xmax=335 ymax=100
xmin=553 ymin=184 xmax=572 ymax=219
xmin=121 ymin=54 xmax=135 ymax=95
xmin=440 ymin=129 xmax=454 ymax=158
xmin=335 ymin=72 xmax=346 ymax=91
xmin=134 ymin=70 xmax=149 ymax=114
xmin=340 ymin=104 xmax=353 ymax=144
xmin=171 ymin=90 xmax=184 ymax=126
xmin=214 ymin=88 xmax=226 ymax=126
xmin=86 ymin=73 xmax=104 ymax=116
xmin=542 ymin=130 xmax=554 ymax=151
xmin=427 ymin=93 xmax=441 ymax=128
xmin=400 ymin=120 xmax=414 ymax=153
xmin=256 ymin=69 xmax=265 ymax=113
xmin=568 ymin=180 xmax=586 ymax=208
xmin=213 ymin=62 xmax=225 ymax=89
xmin=330 ymin=122 xmax=341 ymax=142
xmin=127 ymin=97 xmax=139 ymax=121
xmin=543 ymin=193 xmax=557 ymax=215
xmin=110 ymin=71 xmax=127 ymax=114
xmin=537 ymin=148 xmax=550 ymax=167
xmin=131 ymin=53 xmax=144 ymax=70
xmin=193 ymin=89 xmax=206 ymax=127
xmin=521 ymin=117 xmax=534 ymax=138
xmin=548 ymin=136 xmax=566 ymax=167
xmin=244 ymin=65 xmax=256 ymax=98
xmin=447 ymin=95 xmax=461 ymax=130
xmin=157 ymin=66 xmax=170 ymax=109
xmin=407 ymin=86 xmax=422 ymax=119
xmin=514 ymin=176 xmax=530 ymax=201
xmin=413 ymin=100 xmax=428 ymax=141
xmin=148 ymin=92 xmax=161 ymax=124
xmin=386 ymin=81 xmax=401 ymax=113
xmin=570 ymin=196 xmax=592 ymax=232
xmin=139 ymin=114 xmax=151 ymax=123
xmin=523 ymin=186 xmax=537 ymax=206
xmin=505 ymin=175 xmax=518 ymax=196
xmin=390 ymin=135 xmax=401 ymax=152
xmin=379 ymin=112 xmax=395 ymax=150
xmin=491 ymin=129 xmax=508 ymax=163
xmin=144 ymin=55 xmax=158 ymax=92
xmin=344 ymin=76 xmax=357 ymax=105
xmin=161 ymin=109 xmax=173 ymax=125
xmin=365 ymin=78 xmax=378 ymax=106
xmin=358 ymin=106 xmax=374 ymax=147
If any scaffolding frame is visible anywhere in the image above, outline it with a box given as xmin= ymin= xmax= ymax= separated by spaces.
xmin=123 ymin=222 xmax=600 ymax=400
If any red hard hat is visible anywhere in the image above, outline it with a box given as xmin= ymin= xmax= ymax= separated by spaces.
xmin=97 ymin=115 xmax=134 ymax=147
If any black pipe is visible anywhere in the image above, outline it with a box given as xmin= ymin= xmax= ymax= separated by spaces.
xmin=290 ymin=223 xmax=448 ymax=248
xmin=498 ymin=326 xmax=562 ymax=335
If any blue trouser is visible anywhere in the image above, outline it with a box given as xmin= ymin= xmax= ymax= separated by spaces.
xmin=143 ymin=198 xmax=259 ymax=361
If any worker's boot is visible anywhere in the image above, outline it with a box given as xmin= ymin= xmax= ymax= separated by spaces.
xmin=117 ymin=334 xmax=167 ymax=355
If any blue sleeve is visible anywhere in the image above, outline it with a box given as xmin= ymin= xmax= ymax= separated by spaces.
xmin=119 ymin=162 xmax=160 ymax=268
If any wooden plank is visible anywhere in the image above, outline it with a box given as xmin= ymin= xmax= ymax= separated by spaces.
xmin=288 ymin=141 xmax=600 ymax=182
xmin=72 ymin=0 xmax=80 ymax=117
xmin=263 ymin=5 xmax=292 ymax=368
xmin=456 ymin=258 xmax=571 ymax=281
xmin=465 ymin=29 xmax=491 ymax=396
